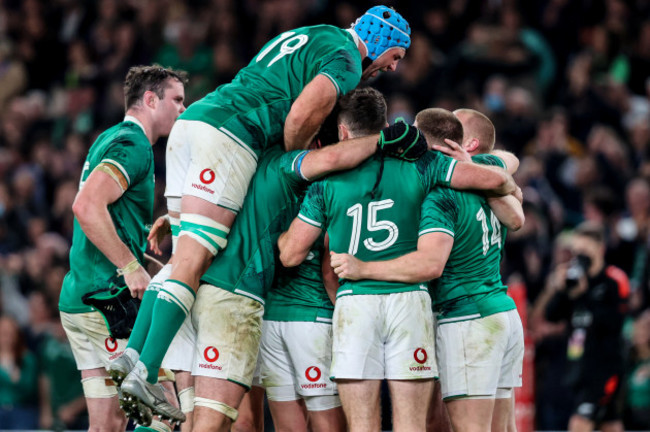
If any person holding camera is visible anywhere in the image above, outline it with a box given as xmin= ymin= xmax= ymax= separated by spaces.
xmin=545 ymin=222 xmax=629 ymax=432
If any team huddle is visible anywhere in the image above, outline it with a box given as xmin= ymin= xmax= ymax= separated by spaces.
xmin=59 ymin=5 xmax=525 ymax=432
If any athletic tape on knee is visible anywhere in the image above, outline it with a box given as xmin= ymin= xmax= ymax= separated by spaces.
xmin=303 ymin=395 xmax=342 ymax=411
xmin=159 ymin=280 xmax=196 ymax=316
xmin=158 ymin=368 xmax=176 ymax=383
xmin=179 ymin=213 xmax=229 ymax=256
xmin=135 ymin=419 xmax=172 ymax=432
xmin=81 ymin=376 xmax=118 ymax=398
xmin=178 ymin=386 xmax=195 ymax=413
xmin=170 ymin=216 xmax=180 ymax=253
xmin=194 ymin=396 xmax=238 ymax=421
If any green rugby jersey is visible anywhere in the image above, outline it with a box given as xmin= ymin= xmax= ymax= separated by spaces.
xmin=200 ymin=148 xmax=308 ymax=303
xmin=264 ymin=231 xmax=334 ymax=323
xmin=180 ymin=25 xmax=362 ymax=155
xmin=421 ymin=154 xmax=515 ymax=322
xmin=298 ymin=151 xmax=457 ymax=298
xmin=60 ymin=119 xmax=154 ymax=313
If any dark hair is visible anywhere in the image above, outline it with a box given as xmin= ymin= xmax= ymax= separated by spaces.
xmin=338 ymin=87 xmax=387 ymax=136
xmin=573 ymin=221 xmax=606 ymax=244
xmin=415 ymin=108 xmax=463 ymax=147
xmin=124 ymin=65 xmax=188 ymax=110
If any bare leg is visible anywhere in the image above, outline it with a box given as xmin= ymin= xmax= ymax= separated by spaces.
xmin=170 ymin=197 xmax=236 ymax=290
xmin=309 ymin=406 xmax=346 ymax=432
xmin=388 ymin=379 xmax=434 ymax=432
xmin=268 ymin=399 xmax=308 ymax=432
xmin=492 ymin=394 xmax=514 ymax=432
xmin=337 ymin=379 xmax=382 ymax=432
xmin=233 ymin=386 xmax=266 ymax=432
xmin=427 ymin=380 xmax=452 ymax=432
xmin=82 ymin=368 xmax=128 ymax=432
xmin=446 ymin=398 xmax=495 ymax=432
xmin=193 ymin=377 xmax=247 ymax=432
xmin=507 ymin=394 xmax=517 ymax=432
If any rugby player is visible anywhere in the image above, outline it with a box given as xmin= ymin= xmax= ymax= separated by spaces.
xmin=58 ymin=65 xmax=186 ymax=432
xmin=259 ymin=88 xmax=389 ymax=432
xmin=278 ymin=110 xmax=517 ymax=431
xmin=330 ymin=109 xmax=525 ymax=432
xmin=114 ymin=6 xmax=413 ymax=425
xmin=118 ymin=100 xmax=432 ymax=431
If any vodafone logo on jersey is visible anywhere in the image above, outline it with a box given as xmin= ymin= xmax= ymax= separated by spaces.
xmin=410 ymin=348 xmax=432 ymax=372
xmin=105 ymin=337 xmax=118 ymax=353
xmin=199 ymin=168 xmax=216 ymax=184
xmin=305 ymin=366 xmax=322 ymax=382
xmin=192 ymin=169 xmax=216 ymax=194
xmin=199 ymin=345 xmax=223 ymax=371
xmin=204 ymin=346 xmax=220 ymax=362
xmin=414 ymin=348 xmax=428 ymax=364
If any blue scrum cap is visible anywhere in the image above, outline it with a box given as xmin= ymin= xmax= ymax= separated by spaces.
xmin=353 ymin=6 xmax=411 ymax=61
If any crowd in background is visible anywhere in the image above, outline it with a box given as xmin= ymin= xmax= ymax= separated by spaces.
xmin=0 ymin=0 xmax=649 ymax=430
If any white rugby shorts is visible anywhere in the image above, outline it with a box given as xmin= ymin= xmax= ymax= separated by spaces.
xmin=164 ymin=119 xmax=258 ymax=214
xmin=61 ymin=311 xmax=128 ymax=370
xmin=191 ymin=284 xmax=264 ymax=388
xmin=331 ymin=291 xmax=437 ymax=380
xmin=436 ymin=309 xmax=524 ymax=400
xmin=260 ymin=320 xmax=338 ymax=402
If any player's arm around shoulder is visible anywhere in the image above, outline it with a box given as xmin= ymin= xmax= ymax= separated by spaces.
xmin=487 ymin=193 xmax=525 ymax=231
xmin=280 ymin=177 xmax=328 ymax=266
xmin=330 ymin=233 xmax=453 ymax=283
xmin=449 ymin=161 xmax=516 ymax=196
xmin=284 ymin=74 xmax=339 ymax=151
xmin=72 ymin=164 xmax=150 ymax=298
xmin=490 ymin=149 xmax=520 ymax=174
xmin=278 ymin=217 xmax=322 ymax=267
xmin=298 ymin=135 xmax=380 ymax=180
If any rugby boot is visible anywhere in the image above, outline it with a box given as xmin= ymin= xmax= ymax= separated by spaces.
xmin=107 ymin=352 xmax=136 ymax=386
xmin=121 ymin=362 xmax=185 ymax=426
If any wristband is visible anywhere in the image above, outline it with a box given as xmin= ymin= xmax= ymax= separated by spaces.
xmin=116 ymin=259 xmax=140 ymax=276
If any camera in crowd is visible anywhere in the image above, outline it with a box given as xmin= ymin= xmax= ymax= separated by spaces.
xmin=565 ymin=254 xmax=592 ymax=289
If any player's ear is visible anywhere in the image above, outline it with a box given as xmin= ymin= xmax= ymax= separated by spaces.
xmin=466 ymin=138 xmax=480 ymax=152
xmin=143 ymin=90 xmax=158 ymax=109
xmin=338 ymin=123 xmax=350 ymax=141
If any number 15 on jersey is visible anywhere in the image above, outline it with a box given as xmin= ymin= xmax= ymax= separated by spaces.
xmin=346 ymin=199 xmax=399 ymax=255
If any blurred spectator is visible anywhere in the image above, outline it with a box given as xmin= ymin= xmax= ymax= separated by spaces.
xmin=624 ymin=310 xmax=650 ymax=430
xmin=529 ymin=232 xmax=574 ymax=429
xmin=545 ymin=222 xmax=628 ymax=432
xmin=499 ymin=6 xmax=557 ymax=96
xmin=494 ymin=85 xmax=539 ymax=154
xmin=0 ymin=315 xmax=39 ymax=429
xmin=0 ymin=40 xmax=27 ymax=111
xmin=155 ymin=16 xmax=213 ymax=103
xmin=36 ymin=302 xmax=86 ymax=431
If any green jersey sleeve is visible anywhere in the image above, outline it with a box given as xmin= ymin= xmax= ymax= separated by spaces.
xmin=417 ymin=151 xmax=458 ymax=190
xmin=100 ymin=139 xmax=152 ymax=187
xmin=278 ymin=150 xmax=311 ymax=190
xmin=471 ymin=154 xmax=506 ymax=169
xmin=318 ymin=47 xmax=363 ymax=97
xmin=419 ymin=188 xmax=457 ymax=238
xmin=298 ymin=181 xmax=327 ymax=228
